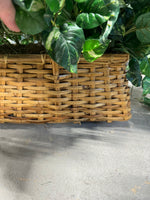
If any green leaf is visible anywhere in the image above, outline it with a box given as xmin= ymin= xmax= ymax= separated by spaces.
xmin=100 ymin=0 xmax=120 ymax=42
xmin=45 ymin=23 xmax=85 ymax=73
xmin=123 ymin=33 xmax=150 ymax=59
xmin=76 ymin=0 xmax=115 ymax=30
xmin=142 ymin=76 xmax=150 ymax=95
xmin=76 ymin=13 xmax=109 ymax=29
xmin=13 ymin=0 xmax=44 ymax=12
xmin=126 ymin=58 xmax=142 ymax=87
xmin=45 ymin=0 xmax=65 ymax=13
xmin=77 ymin=0 xmax=120 ymax=41
xmin=74 ymin=0 xmax=88 ymax=2
xmin=143 ymin=97 xmax=150 ymax=106
xmin=136 ymin=12 xmax=150 ymax=44
xmin=15 ymin=7 xmax=47 ymax=35
xmin=140 ymin=56 xmax=150 ymax=77
xmin=78 ymin=0 xmax=110 ymax=16
xmin=83 ymin=39 xmax=110 ymax=62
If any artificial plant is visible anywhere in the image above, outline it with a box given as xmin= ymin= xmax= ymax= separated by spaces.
xmin=10 ymin=0 xmax=121 ymax=73
xmin=0 ymin=0 xmax=150 ymax=103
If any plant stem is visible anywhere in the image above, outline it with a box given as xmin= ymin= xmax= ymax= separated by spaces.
xmin=124 ymin=26 xmax=136 ymax=36
xmin=53 ymin=0 xmax=66 ymax=25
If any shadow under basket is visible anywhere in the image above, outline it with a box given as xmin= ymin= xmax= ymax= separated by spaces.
xmin=0 ymin=54 xmax=131 ymax=123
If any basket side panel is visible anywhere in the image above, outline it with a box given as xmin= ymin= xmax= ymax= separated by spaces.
xmin=0 ymin=54 xmax=131 ymax=123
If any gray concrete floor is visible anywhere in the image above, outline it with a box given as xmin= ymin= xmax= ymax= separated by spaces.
xmin=0 ymin=87 xmax=150 ymax=200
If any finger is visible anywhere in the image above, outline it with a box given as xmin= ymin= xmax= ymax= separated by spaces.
xmin=0 ymin=0 xmax=20 ymax=32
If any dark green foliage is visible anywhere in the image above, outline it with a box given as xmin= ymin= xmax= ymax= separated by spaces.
xmin=136 ymin=13 xmax=150 ymax=44
xmin=140 ymin=56 xmax=150 ymax=77
xmin=106 ymin=0 xmax=150 ymax=104
xmin=126 ymin=58 xmax=142 ymax=87
xmin=142 ymin=77 xmax=150 ymax=96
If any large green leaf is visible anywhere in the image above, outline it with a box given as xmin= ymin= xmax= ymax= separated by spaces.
xmin=136 ymin=12 xmax=150 ymax=44
xmin=13 ymin=0 xmax=44 ymax=11
xmin=123 ymin=33 xmax=150 ymax=59
xmin=45 ymin=23 xmax=85 ymax=73
xmin=140 ymin=56 xmax=150 ymax=77
xmin=78 ymin=0 xmax=110 ymax=16
xmin=45 ymin=0 xmax=65 ymax=13
xmin=15 ymin=7 xmax=47 ymax=34
xmin=77 ymin=0 xmax=120 ymax=41
xmin=142 ymin=76 xmax=150 ymax=95
xmin=76 ymin=13 xmax=109 ymax=29
xmin=76 ymin=0 xmax=113 ymax=30
xmin=126 ymin=58 xmax=142 ymax=87
xmin=83 ymin=39 xmax=110 ymax=62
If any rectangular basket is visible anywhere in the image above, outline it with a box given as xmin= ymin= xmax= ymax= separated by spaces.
xmin=0 ymin=54 xmax=131 ymax=123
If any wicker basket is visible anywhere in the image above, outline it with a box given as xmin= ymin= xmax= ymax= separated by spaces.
xmin=0 ymin=54 xmax=131 ymax=123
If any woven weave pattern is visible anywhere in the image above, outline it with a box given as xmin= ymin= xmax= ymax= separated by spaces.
xmin=0 ymin=54 xmax=131 ymax=123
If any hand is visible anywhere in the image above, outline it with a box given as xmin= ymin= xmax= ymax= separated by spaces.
xmin=0 ymin=0 xmax=20 ymax=32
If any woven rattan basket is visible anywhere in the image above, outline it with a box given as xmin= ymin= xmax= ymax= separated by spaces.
xmin=0 ymin=54 xmax=131 ymax=123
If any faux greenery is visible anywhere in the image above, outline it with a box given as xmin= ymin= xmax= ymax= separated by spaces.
xmin=0 ymin=0 xmax=150 ymax=103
